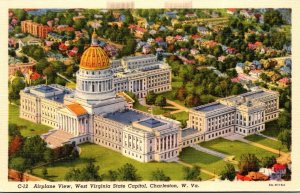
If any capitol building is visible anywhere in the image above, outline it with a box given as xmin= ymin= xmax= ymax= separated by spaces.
xmin=20 ymin=31 xmax=280 ymax=162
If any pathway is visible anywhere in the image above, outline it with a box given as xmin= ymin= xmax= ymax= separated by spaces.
xmin=256 ymin=132 xmax=279 ymax=142
xmin=176 ymin=160 xmax=219 ymax=179
xmin=236 ymin=137 xmax=291 ymax=165
xmin=191 ymin=144 xmax=238 ymax=165
xmin=56 ymin=72 xmax=75 ymax=84
xmin=166 ymin=99 xmax=189 ymax=112
xmin=190 ymin=144 xmax=227 ymax=159
xmin=170 ymin=109 xmax=184 ymax=114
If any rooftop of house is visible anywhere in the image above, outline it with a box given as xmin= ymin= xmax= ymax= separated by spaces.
xmin=138 ymin=118 xmax=166 ymax=128
xmin=66 ymin=103 xmax=88 ymax=116
xmin=105 ymin=109 xmax=148 ymax=125
xmin=34 ymin=85 xmax=58 ymax=93
xmin=182 ymin=128 xmax=200 ymax=138
xmin=193 ymin=102 xmax=227 ymax=112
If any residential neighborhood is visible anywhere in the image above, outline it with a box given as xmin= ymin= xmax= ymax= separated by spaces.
xmin=8 ymin=8 xmax=291 ymax=182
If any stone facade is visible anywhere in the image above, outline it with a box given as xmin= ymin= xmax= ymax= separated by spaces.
xmin=182 ymin=89 xmax=279 ymax=144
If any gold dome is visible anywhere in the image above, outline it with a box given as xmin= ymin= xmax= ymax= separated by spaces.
xmin=79 ymin=31 xmax=110 ymax=70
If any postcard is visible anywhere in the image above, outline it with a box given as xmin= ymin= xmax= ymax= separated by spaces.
xmin=0 ymin=0 xmax=299 ymax=192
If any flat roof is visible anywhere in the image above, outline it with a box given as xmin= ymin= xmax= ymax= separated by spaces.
xmin=194 ymin=103 xmax=227 ymax=112
xmin=34 ymin=85 xmax=59 ymax=93
xmin=105 ymin=110 xmax=148 ymax=125
xmin=240 ymin=90 xmax=272 ymax=100
xmin=138 ymin=118 xmax=166 ymax=128
xmin=182 ymin=128 xmax=200 ymax=138
xmin=45 ymin=93 xmax=65 ymax=103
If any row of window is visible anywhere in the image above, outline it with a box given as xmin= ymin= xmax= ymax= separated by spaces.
xmin=94 ymin=138 xmax=122 ymax=150
xmin=207 ymin=128 xmax=232 ymax=139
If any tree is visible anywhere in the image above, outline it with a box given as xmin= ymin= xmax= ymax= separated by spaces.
xmin=65 ymin=168 xmax=82 ymax=181
xmin=42 ymin=167 xmax=48 ymax=178
xmin=9 ymin=135 xmax=23 ymax=157
xmin=155 ymin=96 xmax=167 ymax=107
xmin=151 ymin=169 xmax=170 ymax=181
xmin=44 ymin=149 xmax=55 ymax=164
xmin=238 ymin=154 xmax=260 ymax=175
xmin=278 ymin=129 xmax=291 ymax=151
xmin=9 ymin=77 xmax=25 ymax=100
xmin=176 ymin=87 xmax=187 ymax=101
xmin=185 ymin=94 xmax=201 ymax=107
xmin=183 ymin=166 xmax=201 ymax=181
xmin=146 ymin=91 xmax=156 ymax=105
xmin=261 ymin=156 xmax=277 ymax=168
xmin=9 ymin=123 xmax=21 ymax=137
xmin=80 ymin=159 xmax=102 ymax=181
xmin=117 ymin=163 xmax=141 ymax=181
xmin=9 ymin=157 xmax=28 ymax=181
xmin=108 ymin=170 xmax=118 ymax=181
xmin=264 ymin=9 xmax=284 ymax=27
xmin=220 ymin=164 xmax=236 ymax=181
xmin=65 ymin=159 xmax=102 ymax=181
xmin=21 ymin=135 xmax=47 ymax=165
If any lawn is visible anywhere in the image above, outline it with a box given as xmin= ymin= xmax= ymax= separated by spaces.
xmin=199 ymin=138 xmax=277 ymax=161
xmin=171 ymin=111 xmax=189 ymax=123
xmin=179 ymin=147 xmax=230 ymax=175
xmin=133 ymin=101 xmax=148 ymax=112
xmin=245 ymin=134 xmax=289 ymax=153
xmin=262 ymin=120 xmax=281 ymax=138
xmin=9 ymin=104 xmax=52 ymax=137
xmin=33 ymin=143 xmax=212 ymax=181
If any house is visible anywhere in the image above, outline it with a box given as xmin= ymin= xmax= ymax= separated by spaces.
xmin=252 ymin=60 xmax=262 ymax=69
xmin=249 ymin=69 xmax=262 ymax=79
xmin=67 ymin=47 xmax=79 ymax=57
xmin=272 ymin=164 xmax=287 ymax=177
xmin=218 ymin=55 xmax=226 ymax=62
xmin=280 ymin=66 xmax=291 ymax=75
xmin=197 ymin=26 xmax=210 ymax=35
xmin=226 ymin=47 xmax=236 ymax=54
xmin=59 ymin=43 xmax=69 ymax=51
xmin=185 ymin=13 xmax=197 ymax=18
xmin=149 ymin=29 xmax=157 ymax=35
xmin=284 ymin=58 xmax=292 ymax=68
xmin=227 ymin=8 xmax=237 ymax=15
xmin=246 ymin=172 xmax=269 ymax=181
xmin=165 ymin=11 xmax=177 ymax=19
xmin=235 ymin=63 xmax=245 ymax=73
xmin=73 ymin=15 xmax=85 ymax=20
xmin=142 ymin=44 xmax=151 ymax=54
xmin=191 ymin=34 xmax=201 ymax=40
xmin=190 ymin=48 xmax=199 ymax=55
xmin=278 ymin=77 xmax=291 ymax=88
xmin=175 ymin=35 xmax=183 ymax=41
xmin=166 ymin=36 xmax=175 ymax=44
xmin=159 ymin=26 xmax=167 ymax=32
xmin=236 ymin=173 xmax=252 ymax=181
xmin=147 ymin=38 xmax=155 ymax=45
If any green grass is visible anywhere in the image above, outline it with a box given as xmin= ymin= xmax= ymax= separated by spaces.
xmin=262 ymin=120 xmax=281 ymax=138
xmin=33 ymin=143 xmax=211 ymax=181
xmin=199 ymin=138 xmax=277 ymax=161
xmin=133 ymin=101 xmax=148 ymax=113
xmin=171 ymin=111 xmax=189 ymax=123
xmin=179 ymin=147 xmax=230 ymax=175
xmin=9 ymin=104 xmax=52 ymax=137
xmin=245 ymin=134 xmax=289 ymax=153
xmin=152 ymin=106 xmax=171 ymax=115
